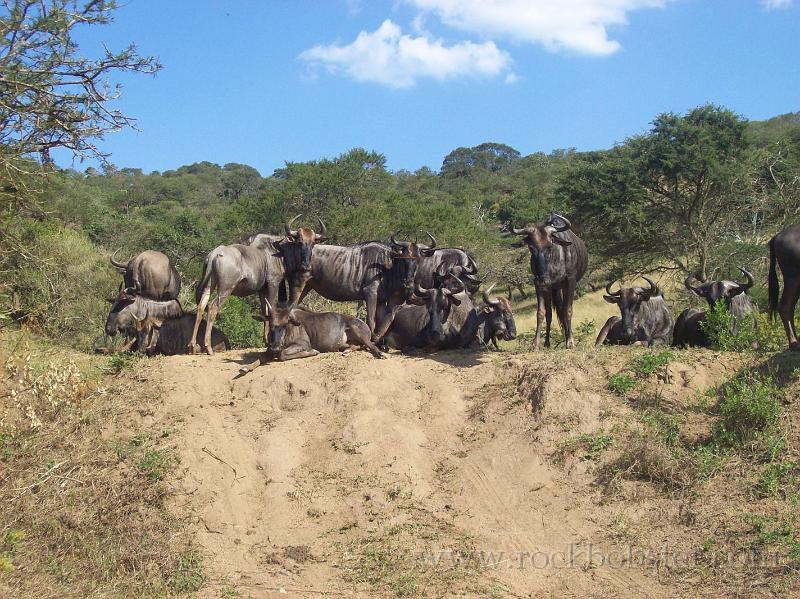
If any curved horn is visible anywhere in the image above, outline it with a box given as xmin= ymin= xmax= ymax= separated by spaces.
xmin=684 ymin=273 xmax=702 ymax=295
xmin=641 ymin=276 xmax=658 ymax=297
xmin=415 ymin=282 xmax=432 ymax=297
xmin=448 ymin=275 xmax=466 ymax=295
xmin=425 ymin=232 xmax=437 ymax=249
xmin=284 ymin=214 xmax=302 ymax=239
xmin=738 ymin=267 xmax=754 ymax=290
xmin=550 ymin=213 xmax=572 ymax=233
xmin=482 ymin=283 xmax=500 ymax=306
xmin=436 ymin=262 xmax=449 ymax=278
xmin=315 ymin=217 xmax=327 ymax=240
xmin=463 ymin=254 xmax=478 ymax=275
xmin=511 ymin=225 xmax=527 ymax=235
xmin=390 ymin=233 xmax=410 ymax=249
xmin=605 ymin=280 xmax=622 ymax=296
xmin=110 ymin=248 xmax=129 ymax=271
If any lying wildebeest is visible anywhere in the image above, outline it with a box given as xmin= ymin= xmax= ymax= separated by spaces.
xmin=509 ymin=213 xmax=587 ymax=349
xmin=415 ymin=233 xmax=481 ymax=296
xmin=381 ymin=274 xmax=465 ymax=351
xmin=769 ymin=224 xmax=800 ymax=350
xmin=190 ymin=216 xmax=324 ymax=355
xmin=110 ymin=249 xmax=181 ymax=301
xmin=298 ymin=235 xmax=422 ymax=340
xmin=240 ymin=303 xmax=382 ymax=370
xmin=674 ymin=268 xmax=758 ymax=348
xmin=595 ymin=277 xmax=673 ymax=346
xmin=105 ymin=293 xmax=228 ymax=355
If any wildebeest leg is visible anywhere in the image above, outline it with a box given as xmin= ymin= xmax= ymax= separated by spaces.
xmin=533 ymin=286 xmax=546 ymax=350
xmin=279 ymin=343 xmax=319 ymax=361
xmin=189 ymin=285 xmax=212 ymax=354
xmin=204 ymin=290 xmax=230 ymax=356
xmin=364 ymin=292 xmax=379 ymax=339
xmin=346 ymin=322 xmax=384 ymax=358
xmin=373 ymin=293 xmax=404 ymax=341
xmin=778 ymin=276 xmax=800 ymax=349
xmin=258 ymin=293 xmax=269 ymax=348
xmin=562 ymin=278 xmax=577 ymax=349
xmin=544 ymin=291 xmax=553 ymax=348
xmin=595 ymin=316 xmax=619 ymax=346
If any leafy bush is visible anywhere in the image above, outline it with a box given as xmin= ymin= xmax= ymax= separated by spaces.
xmin=214 ymin=295 xmax=263 ymax=349
xmin=631 ymin=350 xmax=673 ymax=377
xmin=715 ymin=375 xmax=783 ymax=450
xmin=700 ymin=302 xmax=784 ymax=352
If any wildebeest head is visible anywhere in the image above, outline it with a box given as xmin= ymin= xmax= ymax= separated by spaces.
xmin=481 ymin=283 xmax=517 ymax=342
xmin=282 ymin=214 xmax=326 ymax=271
xmin=685 ymin=268 xmax=754 ymax=311
xmin=510 ymin=213 xmax=573 ymax=284
xmin=604 ymin=277 xmax=659 ymax=342
xmin=390 ymin=234 xmax=423 ymax=293
xmin=105 ymin=289 xmax=138 ymax=337
xmin=411 ymin=274 xmax=464 ymax=346
xmin=262 ymin=300 xmax=303 ymax=352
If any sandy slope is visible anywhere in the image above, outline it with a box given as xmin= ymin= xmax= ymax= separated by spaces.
xmin=135 ymin=345 xmax=717 ymax=599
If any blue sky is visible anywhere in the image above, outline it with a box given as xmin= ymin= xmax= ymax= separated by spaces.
xmin=56 ymin=0 xmax=799 ymax=176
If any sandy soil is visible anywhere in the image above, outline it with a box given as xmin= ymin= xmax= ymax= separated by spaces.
xmin=134 ymin=345 xmax=728 ymax=599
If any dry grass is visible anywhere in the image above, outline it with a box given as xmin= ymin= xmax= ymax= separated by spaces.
xmin=0 ymin=329 xmax=199 ymax=598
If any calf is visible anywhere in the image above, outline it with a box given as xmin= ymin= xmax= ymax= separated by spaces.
xmin=476 ymin=284 xmax=517 ymax=349
xmin=596 ymin=277 xmax=673 ymax=346
xmin=259 ymin=303 xmax=383 ymax=363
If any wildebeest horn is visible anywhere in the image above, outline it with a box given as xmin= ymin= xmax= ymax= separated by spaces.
xmin=511 ymin=225 xmax=527 ymax=235
xmin=436 ymin=262 xmax=449 ymax=278
xmin=462 ymin=273 xmax=480 ymax=283
xmin=463 ymin=255 xmax=478 ymax=275
xmin=685 ymin=273 xmax=702 ymax=295
xmin=482 ymin=283 xmax=500 ymax=306
xmin=315 ymin=217 xmax=327 ymax=241
xmin=285 ymin=214 xmax=302 ymax=239
xmin=550 ymin=213 xmax=572 ymax=233
xmin=425 ymin=232 xmax=437 ymax=248
xmin=738 ymin=267 xmax=754 ymax=290
xmin=447 ymin=274 xmax=465 ymax=295
xmin=415 ymin=282 xmax=432 ymax=297
xmin=390 ymin=233 xmax=410 ymax=249
xmin=641 ymin=276 xmax=658 ymax=297
xmin=110 ymin=248 xmax=129 ymax=271
xmin=605 ymin=281 xmax=622 ymax=296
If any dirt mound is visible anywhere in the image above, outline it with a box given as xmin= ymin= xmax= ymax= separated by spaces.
xmin=137 ymin=347 xmax=795 ymax=598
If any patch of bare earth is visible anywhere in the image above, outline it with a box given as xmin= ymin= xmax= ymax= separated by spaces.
xmin=130 ymin=345 xmax=795 ymax=599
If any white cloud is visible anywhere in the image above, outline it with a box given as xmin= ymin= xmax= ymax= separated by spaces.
xmin=299 ymin=19 xmax=512 ymax=88
xmin=761 ymin=0 xmax=793 ymax=9
xmin=407 ymin=0 xmax=670 ymax=56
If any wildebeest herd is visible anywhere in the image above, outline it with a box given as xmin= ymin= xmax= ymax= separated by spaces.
xmin=104 ymin=217 xmax=800 ymax=367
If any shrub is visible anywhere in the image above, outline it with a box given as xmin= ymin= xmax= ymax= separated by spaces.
xmin=700 ymin=301 xmax=784 ymax=352
xmin=214 ymin=295 xmax=262 ymax=348
xmin=715 ymin=375 xmax=782 ymax=450
xmin=631 ymin=350 xmax=673 ymax=377
xmin=608 ymin=373 xmax=638 ymax=395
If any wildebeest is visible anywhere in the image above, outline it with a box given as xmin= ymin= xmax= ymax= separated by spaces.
xmin=110 ymin=249 xmax=181 ymax=301
xmin=189 ymin=216 xmax=323 ymax=355
xmin=246 ymin=303 xmax=382 ymax=367
xmin=769 ymin=224 xmax=800 ymax=350
xmin=298 ymin=235 xmax=422 ymax=340
xmin=381 ymin=275 xmax=466 ymax=351
xmin=105 ymin=293 xmax=228 ymax=355
xmin=595 ymin=277 xmax=673 ymax=346
xmin=415 ymin=233 xmax=481 ymax=295
xmin=509 ymin=213 xmax=587 ymax=349
xmin=474 ymin=283 xmax=517 ymax=349
xmin=673 ymin=268 xmax=757 ymax=348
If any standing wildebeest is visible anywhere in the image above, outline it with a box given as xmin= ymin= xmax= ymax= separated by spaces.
xmin=769 ymin=224 xmax=800 ymax=350
xmin=189 ymin=216 xmax=323 ymax=355
xmin=105 ymin=294 xmax=228 ymax=355
xmin=250 ymin=303 xmax=382 ymax=364
xmin=673 ymin=268 xmax=757 ymax=348
xmin=299 ymin=235 xmax=422 ymax=340
xmin=414 ymin=233 xmax=481 ymax=296
xmin=381 ymin=274 xmax=466 ymax=351
xmin=595 ymin=277 xmax=673 ymax=346
xmin=509 ymin=213 xmax=587 ymax=349
xmin=110 ymin=249 xmax=181 ymax=301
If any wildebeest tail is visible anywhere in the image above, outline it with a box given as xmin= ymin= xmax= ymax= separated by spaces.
xmin=768 ymin=237 xmax=779 ymax=321
xmin=196 ymin=254 xmax=214 ymax=304
xmin=552 ymin=287 xmax=567 ymax=332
